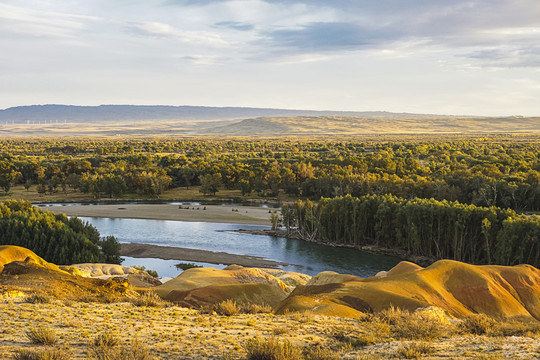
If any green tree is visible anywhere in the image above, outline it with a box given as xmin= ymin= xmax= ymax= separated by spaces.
xmin=199 ymin=174 xmax=222 ymax=196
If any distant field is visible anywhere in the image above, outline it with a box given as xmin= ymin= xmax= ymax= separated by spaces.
xmin=1 ymin=115 xmax=539 ymax=137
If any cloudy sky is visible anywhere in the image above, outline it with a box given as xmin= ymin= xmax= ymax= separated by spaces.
xmin=1 ymin=0 xmax=540 ymax=116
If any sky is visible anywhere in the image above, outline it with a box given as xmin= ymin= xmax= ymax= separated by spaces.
xmin=1 ymin=0 xmax=540 ymax=116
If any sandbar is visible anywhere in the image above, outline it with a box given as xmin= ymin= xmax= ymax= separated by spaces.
xmin=44 ymin=203 xmax=274 ymax=226
xmin=120 ymin=243 xmax=288 ymax=268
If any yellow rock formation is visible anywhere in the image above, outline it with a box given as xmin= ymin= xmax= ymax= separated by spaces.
xmin=0 ymin=245 xmax=65 ymax=273
xmin=155 ymin=266 xmax=311 ymax=307
xmin=276 ymin=260 xmax=540 ymax=321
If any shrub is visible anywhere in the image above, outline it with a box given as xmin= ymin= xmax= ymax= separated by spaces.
xmin=130 ymin=291 xmax=166 ymax=307
xmin=13 ymin=348 xmax=70 ymax=360
xmin=215 ymin=299 xmax=239 ymax=316
xmin=303 ymin=346 xmax=340 ymax=360
xmin=375 ymin=306 xmax=451 ymax=340
xmin=88 ymin=340 xmax=154 ymax=360
xmin=460 ymin=314 xmax=496 ymax=335
xmin=244 ymin=337 xmax=302 ymax=360
xmin=395 ymin=341 xmax=435 ymax=359
xmin=132 ymin=265 xmax=158 ymax=278
xmin=26 ymin=325 xmax=57 ymax=345
xmin=93 ymin=332 xmax=120 ymax=348
xmin=272 ymin=327 xmax=289 ymax=336
xmin=175 ymin=263 xmax=202 ymax=271
xmin=25 ymin=293 xmax=50 ymax=304
xmin=241 ymin=303 xmax=273 ymax=314
xmin=492 ymin=319 xmax=540 ymax=337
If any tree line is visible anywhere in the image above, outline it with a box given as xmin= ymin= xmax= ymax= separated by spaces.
xmin=0 ymin=137 xmax=539 ymax=211
xmin=0 ymin=200 xmax=122 ymax=265
xmin=282 ymin=195 xmax=540 ymax=268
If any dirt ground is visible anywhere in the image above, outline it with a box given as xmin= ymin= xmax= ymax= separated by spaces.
xmin=45 ymin=203 xmax=274 ymax=226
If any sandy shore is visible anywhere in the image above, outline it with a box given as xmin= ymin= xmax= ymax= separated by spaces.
xmin=44 ymin=203 xmax=282 ymax=267
xmin=120 ymin=243 xmax=288 ymax=268
xmin=44 ymin=203 xmax=274 ymax=226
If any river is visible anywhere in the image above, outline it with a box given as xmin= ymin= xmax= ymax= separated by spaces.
xmin=79 ymin=216 xmax=401 ymax=278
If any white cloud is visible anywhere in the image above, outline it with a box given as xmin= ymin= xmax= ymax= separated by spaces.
xmin=0 ymin=3 xmax=99 ymax=39
xmin=1 ymin=0 xmax=540 ymax=115
xmin=130 ymin=21 xmax=229 ymax=47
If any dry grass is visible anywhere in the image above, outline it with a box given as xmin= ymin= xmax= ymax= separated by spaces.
xmin=88 ymin=340 xmax=153 ymax=360
xmin=215 ymin=299 xmax=240 ymax=316
xmin=13 ymin=348 xmax=70 ymax=360
xmin=26 ymin=326 xmax=57 ymax=346
xmin=460 ymin=314 xmax=497 ymax=335
xmin=129 ymin=291 xmax=167 ymax=308
xmin=1 ymin=297 xmax=539 ymax=359
xmin=395 ymin=341 xmax=435 ymax=359
xmin=25 ymin=293 xmax=50 ymax=304
xmin=92 ymin=332 xmax=120 ymax=348
xmin=243 ymin=337 xmax=302 ymax=360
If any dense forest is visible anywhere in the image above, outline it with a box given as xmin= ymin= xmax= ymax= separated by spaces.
xmin=0 ymin=200 xmax=121 ymax=265
xmin=282 ymin=195 xmax=540 ymax=268
xmin=0 ymin=136 xmax=539 ymax=212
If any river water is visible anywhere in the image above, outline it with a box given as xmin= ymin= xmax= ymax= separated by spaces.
xmin=79 ymin=216 xmax=401 ymax=278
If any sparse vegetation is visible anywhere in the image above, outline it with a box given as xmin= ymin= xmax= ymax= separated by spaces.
xmin=130 ymin=291 xmax=166 ymax=307
xmin=1 ymin=296 xmax=539 ymax=359
xmin=25 ymin=293 xmax=50 ymax=304
xmin=13 ymin=348 xmax=70 ymax=360
xmin=395 ymin=341 xmax=435 ymax=359
xmin=88 ymin=340 xmax=154 ymax=360
xmin=26 ymin=325 xmax=57 ymax=346
xmin=244 ymin=337 xmax=302 ymax=360
xmin=303 ymin=346 xmax=341 ymax=360
xmin=460 ymin=313 xmax=497 ymax=335
xmin=93 ymin=332 xmax=120 ymax=348
xmin=132 ymin=265 xmax=159 ymax=278
xmin=215 ymin=299 xmax=240 ymax=316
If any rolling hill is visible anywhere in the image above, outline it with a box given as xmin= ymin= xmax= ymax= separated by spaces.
xmin=0 ymin=105 xmax=538 ymax=136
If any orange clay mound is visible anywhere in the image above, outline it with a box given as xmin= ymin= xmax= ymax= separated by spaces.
xmin=275 ymin=260 xmax=540 ymax=321
xmin=0 ymin=245 xmax=65 ymax=273
xmin=386 ymin=261 xmax=424 ymax=277
xmin=155 ymin=266 xmax=310 ymax=307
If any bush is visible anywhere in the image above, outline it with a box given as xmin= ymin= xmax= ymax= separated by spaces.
xmin=460 ymin=314 xmax=496 ymax=335
xmin=303 ymin=346 xmax=340 ymax=360
xmin=244 ymin=337 xmax=302 ymax=360
xmin=396 ymin=341 xmax=435 ymax=359
xmin=13 ymin=348 xmax=70 ymax=360
xmin=26 ymin=325 xmax=57 ymax=346
xmin=132 ymin=265 xmax=158 ymax=278
xmin=215 ymin=299 xmax=239 ymax=316
xmin=93 ymin=332 xmax=120 ymax=348
xmin=493 ymin=320 xmax=540 ymax=337
xmin=130 ymin=291 xmax=166 ymax=307
xmin=88 ymin=340 xmax=154 ymax=360
xmin=25 ymin=293 xmax=50 ymax=304
xmin=241 ymin=303 xmax=273 ymax=314
xmin=375 ymin=306 xmax=451 ymax=340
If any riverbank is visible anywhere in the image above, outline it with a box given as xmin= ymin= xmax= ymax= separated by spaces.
xmin=120 ymin=243 xmax=288 ymax=268
xmin=44 ymin=203 xmax=274 ymax=226
xmin=235 ymin=229 xmax=435 ymax=266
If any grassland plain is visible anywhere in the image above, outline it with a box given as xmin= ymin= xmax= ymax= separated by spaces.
xmin=1 ymin=296 xmax=540 ymax=359
xmin=1 ymin=246 xmax=540 ymax=359
xmin=1 ymin=115 xmax=540 ymax=136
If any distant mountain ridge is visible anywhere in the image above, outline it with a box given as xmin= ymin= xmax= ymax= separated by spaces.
xmin=0 ymin=104 xmax=433 ymax=123
xmin=1 ymin=105 xmax=536 ymax=136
